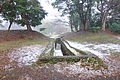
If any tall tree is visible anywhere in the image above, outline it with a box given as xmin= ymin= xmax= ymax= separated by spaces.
xmin=52 ymin=0 xmax=94 ymax=31
xmin=17 ymin=0 xmax=47 ymax=31
xmin=97 ymin=0 xmax=120 ymax=31
xmin=0 ymin=0 xmax=11 ymax=13
xmin=1 ymin=0 xmax=17 ymax=31
xmin=1 ymin=0 xmax=47 ymax=31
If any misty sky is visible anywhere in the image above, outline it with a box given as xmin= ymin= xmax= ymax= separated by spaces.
xmin=39 ymin=0 xmax=68 ymax=21
xmin=39 ymin=0 xmax=60 ymax=20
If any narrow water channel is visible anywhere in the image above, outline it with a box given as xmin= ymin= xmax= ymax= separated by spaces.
xmin=54 ymin=43 xmax=63 ymax=56
xmin=5 ymin=38 xmax=120 ymax=79
xmin=8 ymin=38 xmax=120 ymax=67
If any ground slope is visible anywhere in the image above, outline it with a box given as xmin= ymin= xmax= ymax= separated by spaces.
xmin=63 ymin=31 xmax=120 ymax=44
xmin=0 ymin=30 xmax=49 ymax=43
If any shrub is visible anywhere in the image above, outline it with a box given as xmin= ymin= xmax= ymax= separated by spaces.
xmin=40 ymin=28 xmax=46 ymax=31
xmin=90 ymin=27 xmax=101 ymax=33
xmin=109 ymin=22 xmax=120 ymax=34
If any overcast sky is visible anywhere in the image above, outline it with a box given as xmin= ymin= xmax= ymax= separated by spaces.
xmin=39 ymin=0 xmax=68 ymax=21
xmin=39 ymin=0 xmax=61 ymax=20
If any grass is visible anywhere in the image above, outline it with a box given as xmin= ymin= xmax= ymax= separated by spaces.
xmin=111 ymin=52 xmax=120 ymax=56
xmin=66 ymin=32 xmax=120 ymax=44
xmin=0 ymin=39 xmax=50 ymax=52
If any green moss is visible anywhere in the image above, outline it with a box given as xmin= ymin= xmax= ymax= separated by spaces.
xmin=36 ymin=57 xmax=84 ymax=65
xmin=63 ymin=39 xmax=87 ymax=55
xmin=36 ymin=56 xmax=107 ymax=70
xmin=39 ymin=41 xmax=55 ymax=57
xmin=81 ymin=57 xmax=108 ymax=70
xmin=95 ymin=57 xmax=108 ymax=69
xmin=44 ymin=47 xmax=54 ymax=57
xmin=72 ymin=47 xmax=87 ymax=55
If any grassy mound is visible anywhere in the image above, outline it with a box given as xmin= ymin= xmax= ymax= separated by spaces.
xmin=0 ymin=30 xmax=51 ymax=52
xmin=0 ymin=30 xmax=49 ymax=43
xmin=63 ymin=31 xmax=120 ymax=44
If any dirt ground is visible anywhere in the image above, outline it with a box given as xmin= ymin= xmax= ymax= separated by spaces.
xmin=0 ymin=31 xmax=120 ymax=80
xmin=0 ymin=54 xmax=120 ymax=80
xmin=0 ymin=44 xmax=120 ymax=80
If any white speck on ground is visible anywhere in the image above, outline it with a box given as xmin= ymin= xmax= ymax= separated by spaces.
xmin=8 ymin=45 xmax=46 ymax=67
xmin=52 ymin=41 xmax=120 ymax=78
xmin=2 ymin=40 xmax=120 ymax=79
xmin=116 ymin=36 xmax=120 ymax=40
xmin=91 ymin=43 xmax=120 ymax=53
xmin=67 ymin=41 xmax=120 ymax=58
xmin=54 ymin=62 xmax=104 ymax=77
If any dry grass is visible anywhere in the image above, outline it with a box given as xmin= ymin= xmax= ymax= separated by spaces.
xmin=63 ymin=32 xmax=120 ymax=44
xmin=0 ymin=39 xmax=50 ymax=52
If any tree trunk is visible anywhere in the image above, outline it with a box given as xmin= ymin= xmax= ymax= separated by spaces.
xmin=8 ymin=21 xmax=12 ymax=31
xmin=70 ymin=24 xmax=74 ymax=32
xmin=26 ymin=24 xmax=32 ymax=31
xmin=0 ymin=4 xmax=3 ymax=13
xmin=101 ymin=12 xmax=108 ymax=31
xmin=79 ymin=19 xmax=84 ymax=31
xmin=75 ymin=25 xmax=79 ymax=32
xmin=84 ymin=21 xmax=88 ymax=31
xmin=102 ymin=20 xmax=106 ymax=31
xmin=88 ymin=0 xmax=92 ymax=28
xmin=69 ymin=19 xmax=74 ymax=32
